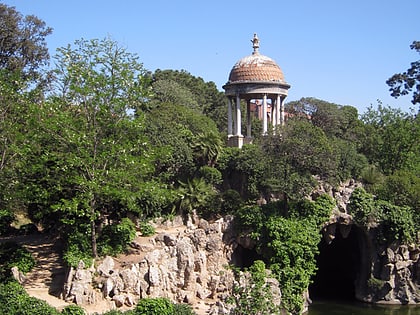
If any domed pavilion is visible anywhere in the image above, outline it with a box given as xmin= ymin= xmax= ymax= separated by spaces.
xmin=223 ymin=34 xmax=290 ymax=148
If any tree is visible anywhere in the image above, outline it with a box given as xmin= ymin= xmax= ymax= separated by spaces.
xmin=0 ymin=4 xmax=52 ymax=88
xmin=151 ymin=69 xmax=227 ymax=132
xmin=387 ymin=41 xmax=420 ymax=105
xmin=0 ymin=5 xmax=52 ymax=219
xmin=27 ymin=38 xmax=157 ymax=257
xmin=360 ymin=103 xmax=420 ymax=174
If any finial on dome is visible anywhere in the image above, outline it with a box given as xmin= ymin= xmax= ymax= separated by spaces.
xmin=251 ymin=33 xmax=260 ymax=55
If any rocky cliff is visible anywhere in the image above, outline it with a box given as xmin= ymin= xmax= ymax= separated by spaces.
xmin=62 ymin=179 xmax=420 ymax=314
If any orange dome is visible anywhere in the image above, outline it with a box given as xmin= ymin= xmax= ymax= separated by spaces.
xmin=228 ymin=53 xmax=285 ymax=83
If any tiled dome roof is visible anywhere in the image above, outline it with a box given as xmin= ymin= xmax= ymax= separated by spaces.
xmin=228 ymin=53 xmax=285 ymax=83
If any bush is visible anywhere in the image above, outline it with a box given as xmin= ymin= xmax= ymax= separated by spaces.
xmin=101 ymin=310 xmax=125 ymax=315
xmin=61 ymin=304 xmax=86 ymax=315
xmin=0 ymin=242 xmax=36 ymax=281
xmin=220 ymin=189 xmax=242 ymax=214
xmin=378 ymin=200 xmax=416 ymax=243
xmin=0 ymin=280 xmax=59 ymax=315
xmin=135 ymin=297 xmax=174 ymax=315
xmin=139 ymin=221 xmax=155 ymax=237
xmin=173 ymin=303 xmax=197 ymax=315
xmin=63 ymin=226 xmax=93 ymax=268
xmin=0 ymin=208 xmax=14 ymax=235
xmin=348 ymin=187 xmax=379 ymax=227
xmin=198 ymin=165 xmax=222 ymax=185
xmin=98 ymin=218 xmax=137 ymax=256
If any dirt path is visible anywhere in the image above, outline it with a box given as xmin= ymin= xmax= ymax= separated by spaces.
xmin=1 ymin=234 xmax=70 ymax=311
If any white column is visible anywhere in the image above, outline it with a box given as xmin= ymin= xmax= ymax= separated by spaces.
xmin=276 ymin=94 xmax=281 ymax=126
xmin=227 ymin=98 xmax=233 ymax=136
xmin=235 ymin=93 xmax=242 ymax=136
xmin=262 ymin=94 xmax=268 ymax=134
xmin=280 ymin=96 xmax=285 ymax=126
xmin=246 ymin=100 xmax=251 ymax=137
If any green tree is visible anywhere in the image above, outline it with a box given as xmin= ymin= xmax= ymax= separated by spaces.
xmin=387 ymin=41 xmax=420 ymax=105
xmin=26 ymin=37 xmax=157 ymax=257
xmin=0 ymin=4 xmax=52 ymax=88
xmin=151 ymin=69 xmax=227 ymax=132
xmin=360 ymin=103 xmax=420 ymax=174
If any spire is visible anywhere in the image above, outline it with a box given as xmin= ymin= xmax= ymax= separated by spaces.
xmin=251 ymin=33 xmax=260 ymax=55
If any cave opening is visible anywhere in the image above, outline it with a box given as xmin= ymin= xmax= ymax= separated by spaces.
xmin=309 ymin=224 xmax=363 ymax=301
xmin=230 ymin=244 xmax=264 ymax=269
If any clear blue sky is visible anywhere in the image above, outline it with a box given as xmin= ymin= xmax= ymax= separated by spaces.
xmin=3 ymin=0 xmax=419 ymax=113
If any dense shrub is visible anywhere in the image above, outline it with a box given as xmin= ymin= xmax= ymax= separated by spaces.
xmin=348 ymin=187 xmax=379 ymax=226
xmin=0 ymin=208 xmax=14 ymax=235
xmin=219 ymin=189 xmax=242 ymax=214
xmin=173 ymin=303 xmax=197 ymax=315
xmin=135 ymin=297 xmax=174 ymax=315
xmin=61 ymin=304 xmax=86 ymax=315
xmin=0 ymin=242 xmax=36 ymax=281
xmin=230 ymin=260 xmax=280 ymax=315
xmin=62 ymin=225 xmax=93 ymax=268
xmin=0 ymin=280 xmax=59 ymax=315
xmin=377 ymin=200 xmax=416 ymax=243
xmin=139 ymin=221 xmax=155 ymax=237
xmin=98 ymin=218 xmax=137 ymax=256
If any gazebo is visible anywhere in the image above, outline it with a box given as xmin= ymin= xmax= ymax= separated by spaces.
xmin=223 ymin=34 xmax=291 ymax=148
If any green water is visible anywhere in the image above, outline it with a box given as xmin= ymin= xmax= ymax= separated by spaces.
xmin=307 ymin=300 xmax=420 ymax=315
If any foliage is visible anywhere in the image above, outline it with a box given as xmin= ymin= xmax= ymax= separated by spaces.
xmin=376 ymin=170 xmax=420 ymax=220
xmin=25 ymin=37 xmax=157 ymax=257
xmin=217 ymin=145 xmax=268 ymax=200
xmin=176 ymin=178 xmax=216 ymax=215
xmin=0 ymin=3 xmax=52 ymax=87
xmin=151 ymin=69 xmax=227 ymax=132
xmin=0 ymin=242 xmax=35 ymax=281
xmin=387 ymin=41 xmax=420 ymax=105
xmin=62 ymin=226 xmax=93 ymax=268
xmin=348 ymin=188 xmax=416 ymax=244
xmin=198 ymin=166 xmax=222 ymax=186
xmin=234 ymin=196 xmax=334 ymax=314
xmin=360 ymin=104 xmax=420 ymax=175
xmin=173 ymin=303 xmax=197 ymax=315
xmin=61 ymin=304 xmax=86 ymax=315
xmin=219 ymin=189 xmax=243 ymax=215
xmin=0 ymin=280 xmax=59 ymax=315
xmin=377 ymin=200 xmax=416 ymax=243
xmin=97 ymin=218 xmax=137 ymax=256
xmin=139 ymin=221 xmax=156 ymax=236
xmin=144 ymin=102 xmax=220 ymax=183
xmin=230 ymin=260 xmax=280 ymax=315
xmin=262 ymin=216 xmax=322 ymax=314
xmin=135 ymin=297 xmax=174 ymax=315
xmin=287 ymin=97 xmax=362 ymax=140
xmin=0 ymin=208 xmax=14 ymax=235
xmin=347 ymin=187 xmax=378 ymax=227
xmin=101 ymin=311 xmax=126 ymax=315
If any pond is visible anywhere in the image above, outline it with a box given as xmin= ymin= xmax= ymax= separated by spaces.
xmin=307 ymin=300 xmax=420 ymax=315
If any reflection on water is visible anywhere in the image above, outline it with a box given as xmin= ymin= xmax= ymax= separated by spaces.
xmin=307 ymin=300 xmax=420 ymax=315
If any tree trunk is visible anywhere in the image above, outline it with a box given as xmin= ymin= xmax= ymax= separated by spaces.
xmin=90 ymin=200 xmax=97 ymax=258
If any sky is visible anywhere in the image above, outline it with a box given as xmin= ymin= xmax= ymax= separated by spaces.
xmin=2 ymin=0 xmax=419 ymax=114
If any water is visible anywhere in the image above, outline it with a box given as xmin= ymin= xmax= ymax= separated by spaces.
xmin=307 ymin=300 xmax=420 ymax=315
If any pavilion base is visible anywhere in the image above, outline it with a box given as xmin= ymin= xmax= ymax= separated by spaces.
xmin=227 ymin=135 xmax=244 ymax=148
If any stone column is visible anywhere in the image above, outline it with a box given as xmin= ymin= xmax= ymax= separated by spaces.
xmin=280 ymin=96 xmax=285 ymax=126
xmin=262 ymin=94 xmax=268 ymax=134
xmin=246 ymin=99 xmax=251 ymax=138
xmin=276 ymin=94 xmax=281 ymax=126
xmin=235 ymin=93 xmax=242 ymax=136
xmin=227 ymin=97 xmax=233 ymax=136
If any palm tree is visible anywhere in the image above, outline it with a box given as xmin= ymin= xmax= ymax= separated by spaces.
xmin=191 ymin=131 xmax=223 ymax=167
xmin=177 ymin=178 xmax=214 ymax=214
